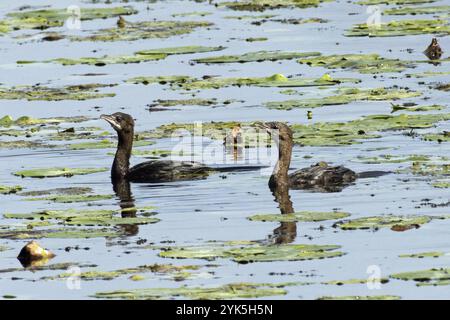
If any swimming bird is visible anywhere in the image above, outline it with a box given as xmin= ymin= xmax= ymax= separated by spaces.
xmin=259 ymin=122 xmax=386 ymax=192
xmin=101 ymin=112 xmax=264 ymax=183
xmin=424 ymin=38 xmax=443 ymax=60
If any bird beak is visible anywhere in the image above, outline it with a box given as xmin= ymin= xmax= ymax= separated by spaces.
xmin=253 ymin=121 xmax=273 ymax=134
xmin=101 ymin=114 xmax=121 ymax=130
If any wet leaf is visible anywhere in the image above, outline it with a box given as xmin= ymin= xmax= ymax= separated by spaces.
xmin=248 ymin=211 xmax=350 ymax=222
xmin=13 ymin=167 xmax=108 ymax=178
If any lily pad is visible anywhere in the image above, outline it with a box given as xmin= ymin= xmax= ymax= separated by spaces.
xmin=219 ymin=0 xmax=330 ymax=12
xmin=334 ymin=215 xmax=432 ymax=230
xmin=0 ymin=185 xmax=22 ymax=195
xmin=385 ymin=5 xmax=450 ymax=16
xmin=71 ymin=20 xmax=212 ymax=42
xmin=399 ymin=251 xmax=444 ymax=258
xmin=0 ymin=84 xmax=116 ymax=101
xmin=157 ymin=242 xmax=344 ymax=263
xmin=298 ymin=53 xmax=413 ymax=74
xmin=0 ymin=6 xmax=137 ymax=33
xmin=265 ymin=87 xmax=421 ymax=110
xmin=93 ymin=282 xmax=290 ymax=300
xmin=193 ymin=50 xmax=320 ymax=64
xmin=422 ymin=132 xmax=450 ymax=143
xmin=357 ymin=0 xmax=436 ymax=4
xmin=391 ymin=268 xmax=450 ymax=286
xmin=20 ymin=46 xmax=225 ymax=66
xmin=25 ymin=194 xmax=113 ymax=203
xmin=345 ymin=19 xmax=450 ymax=37
xmin=248 ymin=211 xmax=350 ymax=222
xmin=13 ymin=167 xmax=108 ymax=178
xmin=322 ymin=278 xmax=389 ymax=285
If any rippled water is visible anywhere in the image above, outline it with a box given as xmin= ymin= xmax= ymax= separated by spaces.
xmin=0 ymin=0 xmax=449 ymax=299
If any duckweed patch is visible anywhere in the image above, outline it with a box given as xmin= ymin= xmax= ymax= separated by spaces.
xmin=71 ymin=20 xmax=212 ymax=42
xmin=13 ymin=167 xmax=108 ymax=178
xmin=298 ymin=54 xmax=413 ymax=74
xmin=333 ymin=215 xmax=432 ymax=230
xmin=0 ymin=84 xmax=116 ymax=101
xmin=155 ymin=242 xmax=344 ymax=263
xmin=193 ymin=50 xmax=320 ymax=64
xmin=265 ymin=87 xmax=421 ymax=110
xmin=93 ymin=282 xmax=291 ymax=300
xmin=248 ymin=211 xmax=350 ymax=222
xmin=345 ymin=19 xmax=450 ymax=37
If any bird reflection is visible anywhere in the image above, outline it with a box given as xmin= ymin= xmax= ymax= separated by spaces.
xmin=112 ymin=179 xmax=138 ymax=236
xmin=267 ymin=181 xmax=297 ymax=245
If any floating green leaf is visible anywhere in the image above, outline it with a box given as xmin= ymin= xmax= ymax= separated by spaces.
xmin=248 ymin=211 xmax=350 ymax=222
xmin=13 ymin=167 xmax=108 ymax=178
xmin=334 ymin=215 xmax=432 ymax=230
xmin=193 ymin=50 xmax=320 ymax=64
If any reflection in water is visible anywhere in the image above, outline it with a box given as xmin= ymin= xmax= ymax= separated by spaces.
xmin=113 ymin=179 xmax=138 ymax=236
xmin=268 ymin=182 xmax=297 ymax=245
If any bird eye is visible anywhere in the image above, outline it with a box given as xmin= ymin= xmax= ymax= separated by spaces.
xmin=116 ymin=116 xmax=122 ymax=122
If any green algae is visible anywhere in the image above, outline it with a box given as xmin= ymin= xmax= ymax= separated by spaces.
xmin=13 ymin=167 xmax=108 ymax=178
xmin=318 ymin=295 xmax=401 ymax=300
xmin=219 ymin=0 xmax=329 ymax=12
xmin=21 ymin=46 xmax=224 ymax=66
xmin=385 ymin=5 xmax=450 ymax=15
xmin=93 ymin=282 xmax=289 ymax=300
xmin=157 ymin=242 xmax=344 ymax=263
xmin=0 ymin=84 xmax=116 ymax=101
xmin=265 ymin=87 xmax=421 ymax=110
xmin=334 ymin=215 xmax=432 ymax=230
xmin=25 ymin=194 xmax=113 ymax=203
xmin=298 ymin=53 xmax=413 ymax=74
xmin=345 ymin=19 xmax=450 ymax=37
xmin=71 ymin=20 xmax=212 ymax=42
xmin=193 ymin=50 xmax=320 ymax=64
xmin=0 ymin=185 xmax=23 ymax=195
xmin=2 ymin=6 xmax=137 ymax=33
xmin=391 ymin=268 xmax=450 ymax=286
xmin=248 ymin=211 xmax=350 ymax=222
xmin=399 ymin=251 xmax=444 ymax=258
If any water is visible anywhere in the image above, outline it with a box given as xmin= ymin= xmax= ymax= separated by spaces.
xmin=0 ymin=0 xmax=449 ymax=299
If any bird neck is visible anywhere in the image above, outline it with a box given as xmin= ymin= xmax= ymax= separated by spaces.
xmin=112 ymin=129 xmax=133 ymax=182
xmin=269 ymin=134 xmax=292 ymax=189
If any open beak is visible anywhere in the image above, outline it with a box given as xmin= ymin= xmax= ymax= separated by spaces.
xmin=100 ymin=114 xmax=121 ymax=130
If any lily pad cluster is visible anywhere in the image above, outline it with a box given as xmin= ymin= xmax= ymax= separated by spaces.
xmin=391 ymin=268 xmax=450 ymax=286
xmin=0 ymin=84 xmax=116 ymax=101
xmin=70 ymin=20 xmax=213 ymax=42
xmin=265 ymin=87 xmax=421 ymax=110
xmin=0 ymin=6 xmax=137 ymax=34
xmin=298 ymin=53 xmax=414 ymax=74
xmin=345 ymin=19 xmax=450 ymax=37
xmin=219 ymin=0 xmax=331 ymax=12
xmin=193 ymin=50 xmax=320 ymax=64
